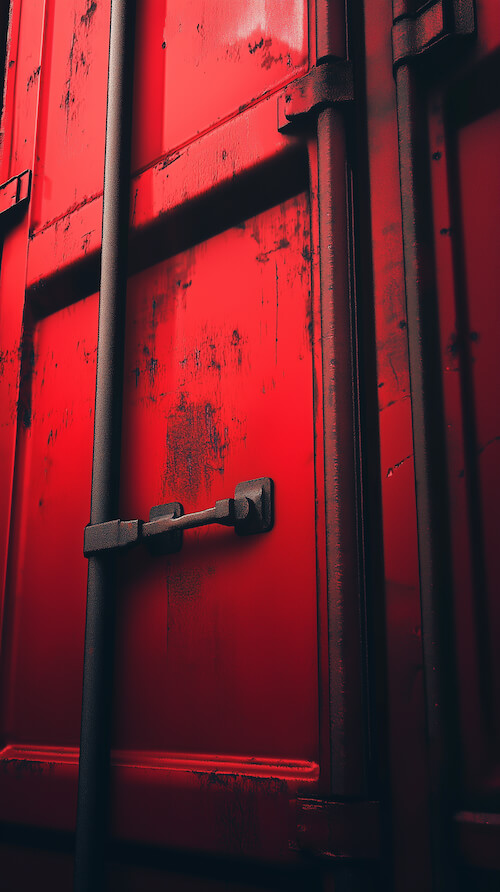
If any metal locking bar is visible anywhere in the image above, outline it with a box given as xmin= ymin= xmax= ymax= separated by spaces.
xmin=84 ymin=477 xmax=274 ymax=557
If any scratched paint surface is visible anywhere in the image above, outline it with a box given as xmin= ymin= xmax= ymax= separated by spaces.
xmin=457 ymin=110 xmax=500 ymax=737
xmin=29 ymin=0 xmax=110 ymax=232
xmin=131 ymin=0 xmax=308 ymax=170
xmin=0 ymin=296 xmax=97 ymax=747
xmin=430 ymin=98 xmax=500 ymax=793
xmin=115 ymin=192 xmax=318 ymax=763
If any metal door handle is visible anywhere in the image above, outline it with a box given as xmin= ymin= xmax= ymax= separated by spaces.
xmin=84 ymin=477 xmax=274 ymax=557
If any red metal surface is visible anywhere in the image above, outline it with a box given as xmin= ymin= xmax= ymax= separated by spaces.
xmin=2 ymin=0 xmax=499 ymax=888
xmin=0 ymin=0 xmax=374 ymax=886
xmin=427 ymin=1 xmax=500 ymax=817
xmin=363 ymin=2 xmax=432 ymax=889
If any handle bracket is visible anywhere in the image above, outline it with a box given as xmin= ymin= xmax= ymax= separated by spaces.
xmin=84 ymin=478 xmax=274 ymax=557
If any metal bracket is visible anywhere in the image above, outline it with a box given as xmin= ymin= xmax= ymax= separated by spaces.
xmin=392 ymin=0 xmax=475 ymax=68
xmin=277 ymin=60 xmax=353 ymax=134
xmin=83 ymin=518 xmax=142 ymax=556
xmin=0 ymin=170 xmax=32 ymax=223
xmin=84 ymin=478 xmax=274 ymax=557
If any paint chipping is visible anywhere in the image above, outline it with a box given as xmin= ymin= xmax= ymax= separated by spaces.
xmin=248 ymin=37 xmax=264 ymax=54
xmin=26 ymin=66 xmax=40 ymax=91
xmin=386 ymin=454 xmax=413 ymax=478
xmin=164 ymin=397 xmax=228 ymax=497
xmin=80 ymin=1 xmax=97 ymax=26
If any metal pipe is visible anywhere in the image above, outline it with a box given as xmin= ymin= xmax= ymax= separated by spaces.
xmin=315 ymin=1 xmax=366 ymax=797
xmin=74 ymin=2 xmax=136 ymax=889
xmin=317 ymin=104 xmax=365 ymax=797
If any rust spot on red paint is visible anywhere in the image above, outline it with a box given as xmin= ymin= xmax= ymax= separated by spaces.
xmin=167 ymin=567 xmax=204 ymax=601
xmin=261 ymin=39 xmax=284 ymax=70
xmin=163 ymin=397 xmax=227 ymax=497
xmin=2 ymin=759 xmax=55 ymax=777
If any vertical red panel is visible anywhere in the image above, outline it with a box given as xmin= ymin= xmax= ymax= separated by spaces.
xmin=363 ymin=1 xmax=432 ymax=889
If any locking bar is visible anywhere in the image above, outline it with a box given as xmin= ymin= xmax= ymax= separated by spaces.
xmin=0 ymin=169 xmax=31 ymax=221
xmin=84 ymin=477 xmax=274 ymax=557
xmin=392 ymin=0 xmax=475 ymax=69
xmin=277 ymin=59 xmax=353 ymax=134
xmin=83 ymin=518 xmax=142 ymax=556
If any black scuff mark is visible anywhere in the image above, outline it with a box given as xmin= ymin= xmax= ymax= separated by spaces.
xmin=61 ymin=28 xmax=78 ymax=131
xmin=131 ymin=188 xmax=138 ymax=223
xmin=248 ymin=37 xmax=264 ymax=54
xmin=80 ymin=1 xmax=97 ymax=27
xmin=275 ymin=260 xmax=279 ymax=364
xmin=478 ymin=435 xmax=500 ymax=455
xmin=159 ymin=151 xmax=182 ymax=170
xmin=261 ymin=39 xmax=283 ymax=70
xmin=388 ymin=355 xmax=400 ymax=389
xmin=148 ymin=355 xmax=158 ymax=385
xmin=256 ymin=237 xmax=290 ymax=264
xmin=386 ymin=454 xmax=413 ymax=478
xmin=26 ymin=66 xmax=40 ymax=91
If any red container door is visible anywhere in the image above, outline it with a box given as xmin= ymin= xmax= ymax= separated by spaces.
xmin=426 ymin=2 xmax=500 ymax=880
xmin=0 ymin=2 xmax=376 ymax=889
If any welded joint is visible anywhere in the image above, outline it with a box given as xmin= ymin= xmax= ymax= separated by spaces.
xmin=392 ymin=0 xmax=475 ymax=69
xmin=277 ymin=59 xmax=353 ymax=134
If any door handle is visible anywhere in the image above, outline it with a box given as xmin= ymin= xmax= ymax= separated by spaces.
xmin=84 ymin=477 xmax=274 ymax=557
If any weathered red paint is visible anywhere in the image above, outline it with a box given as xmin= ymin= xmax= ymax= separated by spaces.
xmin=0 ymin=0 xmax=499 ymax=888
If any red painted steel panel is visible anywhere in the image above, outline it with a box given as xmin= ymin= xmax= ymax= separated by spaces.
xmin=363 ymin=2 xmax=432 ymax=889
xmin=457 ymin=111 xmax=500 ymax=751
xmin=116 ymin=194 xmax=318 ymax=764
xmin=430 ymin=83 xmax=500 ymax=802
xmin=1 ymin=0 xmax=370 ymax=879
xmin=131 ymin=0 xmax=308 ymax=171
xmin=9 ymin=0 xmax=498 ymax=884
xmin=0 ymin=296 xmax=97 ymax=751
xmin=30 ymin=0 xmax=110 ymax=231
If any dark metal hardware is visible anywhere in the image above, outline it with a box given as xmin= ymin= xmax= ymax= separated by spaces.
xmin=392 ymin=0 xmax=475 ymax=68
xmin=84 ymin=478 xmax=274 ymax=557
xmin=0 ymin=169 xmax=31 ymax=220
xmin=75 ymin=1 xmax=137 ymax=890
xmin=83 ymin=518 xmax=142 ymax=556
xmin=277 ymin=60 xmax=353 ymax=134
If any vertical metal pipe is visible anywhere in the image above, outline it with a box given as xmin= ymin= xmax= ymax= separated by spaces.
xmin=317 ymin=103 xmax=365 ymax=797
xmin=74 ymin=2 xmax=136 ymax=890
xmin=315 ymin=0 xmax=365 ymax=796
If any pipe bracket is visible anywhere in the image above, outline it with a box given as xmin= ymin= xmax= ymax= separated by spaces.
xmin=277 ymin=59 xmax=353 ymax=134
xmin=392 ymin=0 xmax=475 ymax=69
